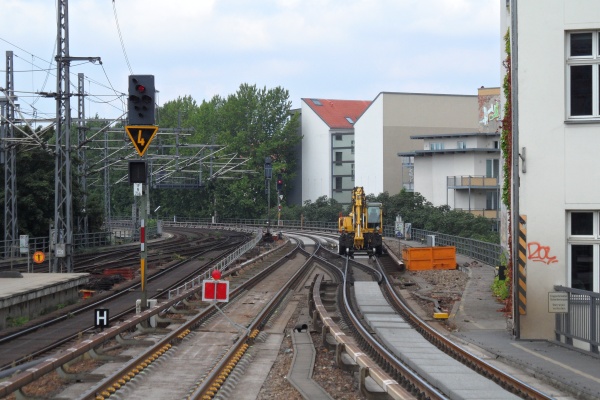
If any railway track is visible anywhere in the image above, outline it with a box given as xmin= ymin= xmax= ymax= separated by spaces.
xmin=0 ymin=227 xmax=251 ymax=372
xmin=0 ymin=228 xmax=566 ymax=399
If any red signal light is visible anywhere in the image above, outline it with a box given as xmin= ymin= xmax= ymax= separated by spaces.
xmin=136 ymin=84 xmax=146 ymax=93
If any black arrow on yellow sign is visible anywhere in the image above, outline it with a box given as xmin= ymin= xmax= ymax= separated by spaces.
xmin=125 ymin=125 xmax=159 ymax=156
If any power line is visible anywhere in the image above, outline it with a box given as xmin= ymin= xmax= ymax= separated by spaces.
xmin=112 ymin=0 xmax=133 ymax=75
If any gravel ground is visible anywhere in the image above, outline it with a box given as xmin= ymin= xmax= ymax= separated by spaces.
xmin=257 ymin=299 xmax=364 ymax=400
xmin=4 ymin=240 xmax=472 ymax=399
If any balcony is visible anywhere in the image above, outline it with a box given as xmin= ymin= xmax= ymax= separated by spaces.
xmin=447 ymin=175 xmax=498 ymax=189
xmin=455 ymin=208 xmax=499 ymax=219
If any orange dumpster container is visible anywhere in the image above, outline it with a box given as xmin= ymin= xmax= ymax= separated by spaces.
xmin=402 ymin=246 xmax=457 ymax=271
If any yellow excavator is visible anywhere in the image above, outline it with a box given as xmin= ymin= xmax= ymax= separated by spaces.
xmin=338 ymin=187 xmax=383 ymax=257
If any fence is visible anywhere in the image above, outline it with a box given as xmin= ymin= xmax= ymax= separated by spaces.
xmin=0 ymin=226 xmax=158 ymax=260
xmin=553 ymin=286 xmax=600 ymax=354
xmin=220 ymin=218 xmax=501 ymax=266
xmin=164 ymin=223 xmax=263 ymax=299
xmin=0 ymin=217 xmax=500 ymax=270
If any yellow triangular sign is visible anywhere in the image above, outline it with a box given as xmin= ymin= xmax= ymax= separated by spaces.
xmin=125 ymin=125 xmax=159 ymax=156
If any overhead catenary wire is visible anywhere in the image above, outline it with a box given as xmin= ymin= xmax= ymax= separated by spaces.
xmin=112 ymin=0 xmax=133 ymax=75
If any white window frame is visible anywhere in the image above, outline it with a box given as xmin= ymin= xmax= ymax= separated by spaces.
xmin=566 ymin=31 xmax=600 ymax=120
xmin=567 ymin=211 xmax=600 ymax=292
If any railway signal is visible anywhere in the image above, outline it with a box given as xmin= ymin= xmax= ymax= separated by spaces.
xmin=276 ymin=174 xmax=283 ymax=191
xmin=128 ymin=160 xmax=148 ymax=184
xmin=128 ymin=75 xmax=155 ymax=125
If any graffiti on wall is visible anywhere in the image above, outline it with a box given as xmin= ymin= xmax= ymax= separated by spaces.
xmin=480 ymin=99 xmax=500 ymax=126
xmin=527 ymin=242 xmax=558 ymax=265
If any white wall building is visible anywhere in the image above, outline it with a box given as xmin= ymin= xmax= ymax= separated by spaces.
xmin=355 ymin=93 xmax=480 ymax=198
xmin=406 ymin=132 xmax=500 ymax=218
xmin=398 ymin=88 xmax=502 ymax=224
xmin=301 ymin=99 xmax=371 ymax=204
xmin=508 ymin=0 xmax=600 ymax=342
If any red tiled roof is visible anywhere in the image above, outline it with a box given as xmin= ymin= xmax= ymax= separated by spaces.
xmin=303 ymin=98 xmax=371 ymax=129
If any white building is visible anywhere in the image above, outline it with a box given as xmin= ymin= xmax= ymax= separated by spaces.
xmin=301 ymin=93 xmax=479 ymax=205
xmin=507 ymin=0 xmax=600 ymax=341
xmin=407 ymin=132 xmax=500 ymax=216
xmin=301 ymin=98 xmax=371 ymax=204
xmin=398 ymin=88 xmax=501 ymax=224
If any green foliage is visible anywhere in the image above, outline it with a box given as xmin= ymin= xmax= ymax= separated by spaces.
xmin=301 ymin=196 xmax=344 ymax=222
xmin=375 ymin=190 xmax=499 ymax=243
xmin=0 ymin=125 xmax=104 ymax=238
xmin=491 ymin=276 xmax=510 ymax=300
xmin=501 ymin=28 xmax=512 ymax=209
xmin=150 ymin=84 xmax=301 ymax=220
xmin=6 ymin=316 xmax=29 ymax=328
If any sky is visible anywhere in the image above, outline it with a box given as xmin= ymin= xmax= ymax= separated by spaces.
xmin=1 ymin=0 xmax=501 ymax=123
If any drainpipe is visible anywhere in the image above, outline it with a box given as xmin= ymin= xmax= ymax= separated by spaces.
xmin=510 ymin=0 xmax=521 ymax=339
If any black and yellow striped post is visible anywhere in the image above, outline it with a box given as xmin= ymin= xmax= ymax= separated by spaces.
xmin=517 ymin=215 xmax=527 ymax=315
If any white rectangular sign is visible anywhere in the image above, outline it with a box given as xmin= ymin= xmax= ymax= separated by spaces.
xmin=548 ymin=292 xmax=568 ymax=313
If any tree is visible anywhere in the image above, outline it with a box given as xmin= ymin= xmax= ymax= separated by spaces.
xmin=152 ymin=84 xmax=301 ymax=220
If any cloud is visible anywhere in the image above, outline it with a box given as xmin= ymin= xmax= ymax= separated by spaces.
xmin=1 ymin=0 xmax=501 ymax=117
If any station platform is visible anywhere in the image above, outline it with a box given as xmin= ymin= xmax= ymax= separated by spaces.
xmin=0 ymin=273 xmax=89 ymax=330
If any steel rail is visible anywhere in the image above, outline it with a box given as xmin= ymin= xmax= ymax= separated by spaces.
xmin=374 ymin=254 xmax=553 ymax=400
xmin=0 ymin=234 xmax=257 ymax=397
xmin=188 ymin=241 xmax=311 ymax=399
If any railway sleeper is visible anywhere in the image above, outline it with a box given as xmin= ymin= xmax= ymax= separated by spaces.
xmin=56 ymin=361 xmax=104 ymax=383
xmin=168 ymin=305 xmax=196 ymax=314
xmin=115 ymin=332 xmax=154 ymax=347
xmin=88 ymin=345 xmax=131 ymax=361
xmin=358 ymin=367 xmax=388 ymax=400
xmin=155 ymin=313 xmax=178 ymax=325
xmin=135 ymin=323 xmax=171 ymax=335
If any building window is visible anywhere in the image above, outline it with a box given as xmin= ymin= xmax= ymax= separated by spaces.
xmin=335 ymin=177 xmax=343 ymax=191
xmin=457 ymin=141 xmax=466 ymax=149
xmin=430 ymin=142 xmax=444 ymax=150
xmin=351 ymin=140 xmax=355 ymax=155
xmin=493 ymin=140 xmax=499 ymax=149
xmin=566 ymin=31 xmax=600 ymax=119
xmin=567 ymin=211 xmax=600 ymax=292
xmin=486 ymin=159 xmax=500 ymax=178
xmin=335 ymin=152 xmax=343 ymax=165
xmin=351 ymin=163 xmax=355 ymax=181
xmin=486 ymin=191 xmax=498 ymax=210
xmin=335 ymin=134 xmax=342 ymax=141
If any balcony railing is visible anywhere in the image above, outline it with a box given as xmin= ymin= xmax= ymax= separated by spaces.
xmin=454 ymin=208 xmax=499 ymax=219
xmin=447 ymin=175 xmax=499 ymax=188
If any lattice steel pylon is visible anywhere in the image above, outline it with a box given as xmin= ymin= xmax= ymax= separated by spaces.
xmin=76 ymin=73 xmax=88 ymax=240
xmin=3 ymin=51 xmax=18 ymax=258
xmin=53 ymin=1 xmax=100 ymax=272
xmin=53 ymin=0 xmax=74 ymax=272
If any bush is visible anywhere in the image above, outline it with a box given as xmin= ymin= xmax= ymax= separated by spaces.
xmin=6 ymin=316 xmax=29 ymax=328
xmin=491 ymin=276 xmax=509 ymax=300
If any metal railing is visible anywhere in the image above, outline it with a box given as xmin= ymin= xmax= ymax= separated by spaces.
xmin=0 ymin=227 xmax=159 ymax=260
xmin=164 ymin=223 xmax=263 ymax=299
xmin=553 ymin=286 xmax=600 ymax=354
xmin=220 ymin=218 xmax=500 ymax=266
